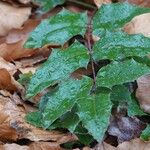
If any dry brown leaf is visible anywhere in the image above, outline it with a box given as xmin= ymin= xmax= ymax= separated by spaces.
xmin=0 ymin=19 xmax=41 ymax=61
xmin=119 ymin=0 xmax=150 ymax=7
xmin=136 ymin=75 xmax=150 ymax=113
xmin=0 ymin=2 xmax=31 ymax=36
xmin=94 ymin=0 xmax=111 ymax=8
xmin=0 ymin=142 xmax=64 ymax=150
xmin=94 ymin=139 xmax=150 ymax=150
xmin=0 ymin=92 xmax=77 ymax=142
xmin=117 ymin=138 xmax=150 ymax=150
xmin=124 ymin=13 xmax=150 ymax=37
xmin=0 ymin=57 xmax=24 ymax=93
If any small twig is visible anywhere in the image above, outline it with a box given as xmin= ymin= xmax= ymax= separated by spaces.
xmin=67 ymin=0 xmax=96 ymax=9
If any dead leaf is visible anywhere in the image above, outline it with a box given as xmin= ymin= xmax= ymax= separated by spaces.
xmin=108 ymin=116 xmax=145 ymax=143
xmin=136 ymin=75 xmax=150 ymax=113
xmin=124 ymin=13 xmax=150 ymax=37
xmin=0 ymin=2 xmax=31 ymax=36
xmin=0 ymin=91 xmax=77 ymax=142
xmin=119 ymin=0 xmax=150 ymax=7
xmin=94 ymin=142 xmax=116 ymax=150
xmin=0 ymin=19 xmax=41 ymax=61
xmin=93 ymin=0 xmax=111 ymax=8
xmin=117 ymin=138 xmax=150 ymax=150
xmin=0 ymin=142 xmax=65 ymax=150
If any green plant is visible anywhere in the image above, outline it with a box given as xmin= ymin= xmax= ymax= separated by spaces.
xmin=24 ymin=2 xmax=150 ymax=144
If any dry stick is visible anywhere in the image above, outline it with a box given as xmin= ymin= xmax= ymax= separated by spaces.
xmin=67 ymin=0 xmax=96 ymax=9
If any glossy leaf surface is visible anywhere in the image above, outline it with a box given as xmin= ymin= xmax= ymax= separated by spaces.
xmin=93 ymin=2 xmax=150 ymax=36
xmin=25 ymin=9 xmax=87 ymax=48
xmin=26 ymin=42 xmax=89 ymax=98
xmin=97 ymin=59 xmax=150 ymax=88
xmin=93 ymin=31 xmax=150 ymax=61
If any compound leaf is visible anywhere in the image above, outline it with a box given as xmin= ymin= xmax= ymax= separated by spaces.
xmin=25 ymin=9 xmax=88 ymax=48
xmin=26 ymin=42 xmax=89 ymax=98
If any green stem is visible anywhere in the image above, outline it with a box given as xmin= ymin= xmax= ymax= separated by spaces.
xmin=67 ymin=0 xmax=96 ymax=9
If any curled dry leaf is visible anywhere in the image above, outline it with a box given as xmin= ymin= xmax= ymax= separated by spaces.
xmin=124 ymin=13 xmax=150 ymax=37
xmin=0 ymin=91 xmax=77 ymax=142
xmin=0 ymin=57 xmax=24 ymax=92
xmin=0 ymin=2 xmax=31 ymax=36
xmin=136 ymin=75 xmax=150 ymax=113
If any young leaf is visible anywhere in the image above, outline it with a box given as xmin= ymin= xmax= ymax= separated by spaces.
xmin=24 ymin=9 xmax=88 ymax=48
xmin=141 ymin=125 xmax=150 ymax=141
xmin=33 ymin=0 xmax=65 ymax=13
xmin=93 ymin=2 xmax=150 ymax=36
xmin=93 ymin=31 xmax=150 ymax=61
xmin=26 ymin=42 xmax=89 ymax=98
xmin=97 ymin=59 xmax=150 ymax=88
xmin=77 ymin=91 xmax=111 ymax=141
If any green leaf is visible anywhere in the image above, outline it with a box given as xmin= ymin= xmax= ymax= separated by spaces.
xmin=58 ymin=107 xmax=80 ymax=133
xmin=93 ymin=31 xmax=150 ymax=61
xmin=18 ymin=72 xmax=33 ymax=87
xmin=25 ymin=111 xmax=42 ymax=128
xmin=26 ymin=42 xmax=89 ymax=98
xmin=141 ymin=125 xmax=150 ymax=141
xmin=97 ymin=59 xmax=150 ymax=88
xmin=111 ymin=85 xmax=146 ymax=116
xmin=77 ymin=91 xmax=111 ymax=141
xmin=74 ymin=123 xmax=94 ymax=145
xmin=26 ymin=76 xmax=112 ymax=141
xmin=93 ymin=2 xmax=150 ymax=36
xmin=33 ymin=0 xmax=65 ymax=13
xmin=24 ymin=9 xmax=88 ymax=48
xmin=37 ymin=77 xmax=92 ymax=128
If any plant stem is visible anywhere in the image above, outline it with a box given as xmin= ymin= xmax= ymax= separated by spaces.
xmin=67 ymin=0 xmax=96 ymax=9
xmin=87 ymin=20 xmax=96 ymax=89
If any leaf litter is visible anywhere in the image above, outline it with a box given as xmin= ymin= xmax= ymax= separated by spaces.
xmin=1 ymin=0 xmax=150 ymax=149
